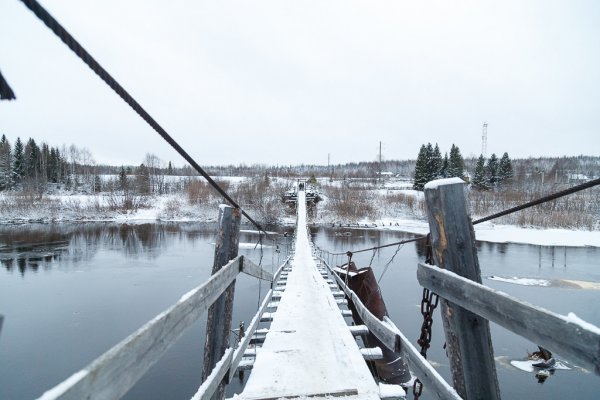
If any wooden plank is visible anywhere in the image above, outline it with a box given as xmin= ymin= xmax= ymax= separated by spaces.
xmin=418 ymin=262 xmax=600 ymax=375
xmin=36 ymin=257 xmax=241 ymax=400
xmin=228 ymin=288 xmax=274 ymax=382
xmin=191 ymin=348 xmax=234 ymax=400
xmin=241 ymin=257 xmax=274 ymax=282
xmin=202 ymin=205 xmax=241 ymax=400
xmin=424 ymin=178 xmax=500 ymax=400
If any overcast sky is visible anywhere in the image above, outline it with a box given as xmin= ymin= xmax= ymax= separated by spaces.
xmin=1 ymin=0 xmax=599 ymax=167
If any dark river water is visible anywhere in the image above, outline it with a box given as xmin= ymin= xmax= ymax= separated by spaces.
xmin=0 ymin=223 xmax=599 ymax=399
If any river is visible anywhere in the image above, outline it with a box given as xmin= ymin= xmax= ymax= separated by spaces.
xmin=0 ymin=223 xmax=598 ymax=399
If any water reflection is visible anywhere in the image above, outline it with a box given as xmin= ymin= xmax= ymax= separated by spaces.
xmin=0 ymin=223 xmax=222 ymax=276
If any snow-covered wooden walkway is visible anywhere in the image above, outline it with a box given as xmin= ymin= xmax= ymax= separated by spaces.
xmin=236 ymin=190 xmax=381 ymax=400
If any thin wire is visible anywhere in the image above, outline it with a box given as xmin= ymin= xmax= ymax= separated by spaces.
xmin=325 ymin=235 xmax=427 ymax=256
xmin=367 ymin=249 xmax=377 ymax=267
xmin=377 ymin=243 xmax=404 ymax=285
xmin=19 ymin=0 xmax=273 ymax=239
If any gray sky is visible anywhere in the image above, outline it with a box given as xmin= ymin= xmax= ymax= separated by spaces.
xmin=1 ymin=0 xmax=599 ymax=167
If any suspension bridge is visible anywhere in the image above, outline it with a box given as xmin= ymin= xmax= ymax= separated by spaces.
xmin=3 ymin=2 xmax=600 ymax=399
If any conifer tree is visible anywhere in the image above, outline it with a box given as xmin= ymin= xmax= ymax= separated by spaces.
xmin=498 ymin=152 xmax=513 ymax=184
xmin=447 ymin=144 xmax=465 ymax=179
xmin=471 ymin=154 xmax=488 ymax=189
xmin=0 ymin=135 xmax=12 ymax=190
xmin=441 ymin=152 xmax=449 ymax=178
xmin=431 ymin=143 xmax=443 ymax=179
xmin=24 ymin=138 xmax=41 ymax=181
xmin=486 ymin=153 xmax=499 ymax=187
xmin=12 ymin=137 xmax=25 ymax=184
xmin=413 ymin=144 xmax=429 ymax=190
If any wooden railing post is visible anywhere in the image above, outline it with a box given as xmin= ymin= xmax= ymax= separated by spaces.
xmin=424 ymin=178 xmax=501 ymax=400
xmin=202 ymin=205 xmax=241 ymax=400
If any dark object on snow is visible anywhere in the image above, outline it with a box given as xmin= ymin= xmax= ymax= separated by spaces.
xmin=529 ymin=346 xmax=552 ymax=362
xmin=0 ymin=69 xmax=16 ymax=100
xmin=336 ymin=261 xmax=411 ymax=384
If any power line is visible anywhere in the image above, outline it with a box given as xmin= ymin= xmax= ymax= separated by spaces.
xmin=18 ymin=0 xmax=272 ymax=238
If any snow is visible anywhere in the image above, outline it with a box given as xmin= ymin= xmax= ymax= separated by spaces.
xmin=240 ymin=229 xmax=278 ymax=235
xmin=423 ymin=177 xmax=465 ymax=189
xmin=237 ymin=191 xmax=380 ymax=399
xmin=488 ymin=276 xmax=551 ymax=287
xmin=178 ymin=287 xmax=199 ymax=303
xmin=562 ymin=312 xmax=600 ymax=335
xmin=365 ymin=218 xmax=600 ymax=248
xmin=37 ymin=370 xmax=88 ymax=400
xmin=510 ymin=359 xmax=570 ymax=372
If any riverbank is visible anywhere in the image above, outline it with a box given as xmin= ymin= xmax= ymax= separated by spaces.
xmin=1 ymin=192 xmax=599 ymax=248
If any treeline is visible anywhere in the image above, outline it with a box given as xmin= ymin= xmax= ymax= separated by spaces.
xmin=0 ymin=135 xmax=73 ymax=190
xmin=412 ymin=143 xmax=470 ymax=190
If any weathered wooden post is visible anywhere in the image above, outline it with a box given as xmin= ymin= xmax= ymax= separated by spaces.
xmin=202 ymin=205 xmax=241 ymax=400
xmin=423 ymin=178 xmax=501 ymax=400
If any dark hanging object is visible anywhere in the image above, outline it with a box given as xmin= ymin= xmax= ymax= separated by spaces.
xmin=336 ymin=261 xmax=412 ymax=384
xmin=0 ymin=69 xmax=16 ymax=100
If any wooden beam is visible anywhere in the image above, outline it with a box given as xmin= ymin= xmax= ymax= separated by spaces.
xmin=202 ymin=205 xmax=241 ymax=400
xmin=36 ymin=257 xmax=241 ymax=400
xmin=191 ymin=348 xmax=234 ymax=400
xmin=418 ymin=262 xmax=600 ymax=375
xmin=424 ymin=178 xmax=501 ymax=400
xmin=241 ymin=257 xmax=274 ymax=281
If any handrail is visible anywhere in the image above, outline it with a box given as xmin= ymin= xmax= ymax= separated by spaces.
xmin=417 ymin=263 xmax=600 ymax=375
xmin=318 ymin=256 xmax=462 ymax=400
xmin=37 ymin=255 xmax=278 ymax=400
xmin=190 ymin=255 xmax=292 ymax=399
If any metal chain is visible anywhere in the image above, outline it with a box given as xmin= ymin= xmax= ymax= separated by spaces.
xmin=413 ymin=235 xmax=439 ymax=399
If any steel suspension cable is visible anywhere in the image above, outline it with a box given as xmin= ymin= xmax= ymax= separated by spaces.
xmin=473 ymin=177 xmax=600 ymax=225
xmin=19 ymin=0 xmax=272 ymax=237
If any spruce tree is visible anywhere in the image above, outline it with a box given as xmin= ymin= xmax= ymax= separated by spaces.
xmin=498 ymin=152 xmax=513 ymax=184
xmin=413 ymin=144 xmax=429 ymax=190
xmin=447 ymin=144 xmax=465 ymax=179
xmin=472 ymin=154 xmax=488 ymax=189
xmin=431 ymin=143 xmax=443 ymax=179
xmin=441 ymin=153 xmax=449 ymax=178
xmin=24 ymin=138 xmax=41 ymax=181
xmin=0 ymin=135 xmax=12 ymax=190
xmin=12 ymin=137 xmax=25 ymax=184
xmin=486 ymin=153 xmax=499 ymax=187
